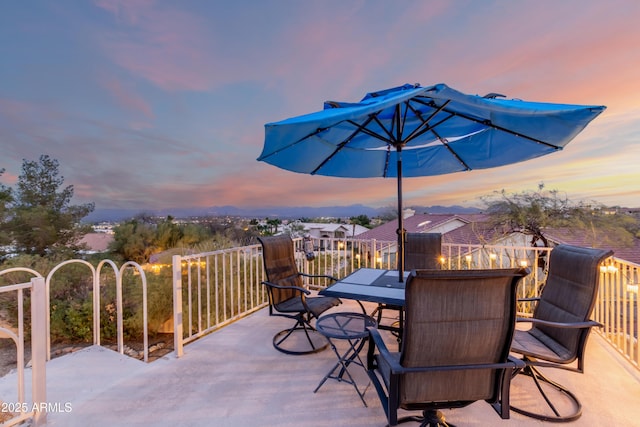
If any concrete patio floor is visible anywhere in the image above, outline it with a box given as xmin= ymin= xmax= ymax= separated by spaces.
xmin=1 ymin=299 xmax=640 ymax=426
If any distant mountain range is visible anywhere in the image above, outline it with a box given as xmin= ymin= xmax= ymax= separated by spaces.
xmin=83 ymin=204 xmax=482 ymax=223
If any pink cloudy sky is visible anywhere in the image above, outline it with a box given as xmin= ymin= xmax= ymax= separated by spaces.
xmin=1 ymin=0 xmax=639 ymax=212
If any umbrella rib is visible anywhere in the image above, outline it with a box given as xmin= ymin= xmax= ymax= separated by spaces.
xmin=404 ymin=96 xmax=470 ymax=169
xmin=258 ymin=126 xmax=329 ymax=161
xmin=401 ymin=99 xmax=451 ymax=144
xmin=310 ymin=114 xmax=383 ymax=175
xmin=430 ymin=128 xmax=471 ymax=171
xmin=406 ymin=108 xmax=458 ymax=143
xmin=358 ymin=117 xmax=395 ymax=144
xmin=310 ymin=108 xmax=399 ymax=176
xmin=395 ymin=103 xmax=405 ymax=144
xmin=383 ymin=146 xmax=391 ymax=177
xmin=407 ymin=97 xmax=562 ymax=149
xmin=431 ymin=102 xmax=562 ymax=149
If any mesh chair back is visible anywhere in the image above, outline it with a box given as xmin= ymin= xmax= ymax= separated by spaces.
xmin=404 ymin=233 xmax=442 ymax=270
xmin=399 ymin=268 xmax=527 ymax=406
xmin=531 ymin=244 xmax=613 ymax=361
xmin=258 ymin=235 xmax=303 ymax=306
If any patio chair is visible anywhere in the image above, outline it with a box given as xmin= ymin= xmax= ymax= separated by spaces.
xmin=373 ymin=232 xmax=442 ymax=339
xmin=404 ymin=232 xmax=443 ymax=270
xmin=258 ymin=235 xmax=341 ymax=355
xmin=367 ymin=268 xmax=529 ymax=426
xmin=510 ymin=244 xmax=613 ymax=422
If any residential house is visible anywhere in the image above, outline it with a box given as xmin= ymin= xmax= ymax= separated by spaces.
xmin=352 ymin=210 xmax=528 ymax=264
xmin=352 ymin=209 xmax=640 ymax=267
xmin=79 ymin=232 xmax=114 ymax=254
xmin=282 ymin=221 xmax=369 ymax=239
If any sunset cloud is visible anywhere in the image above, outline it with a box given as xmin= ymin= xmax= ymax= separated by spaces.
xmin=100 ymin=75 xmax=154 ymax=120
xmin=1 ymin=1 xmax=638 ymax=214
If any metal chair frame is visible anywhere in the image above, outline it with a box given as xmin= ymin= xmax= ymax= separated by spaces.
xmin=368 ymin=268 xmax=529 ymax=426
xmin=510 ymin=244 xmax=613 ymax=422
xmin=258 ymin=235 xmax=341 ymax=355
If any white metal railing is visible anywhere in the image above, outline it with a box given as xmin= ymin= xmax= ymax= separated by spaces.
xmin=595 ymin=257 xmax=639 ymax=369
xmin=172 ymin=236 xmax=639 ymax=372
xmin=170 ymin=238 xmax=551 ymax=355
xmin=0 ymin=271 xmax=47 ymax=427
xmin=40 ymin=259 xmax=150 ymax=362
xmin=0 ymin=259 xmax=148 ymax=426
xmin=295 ymin=237 xmax=551 ymax=300
xmin=172 ymin=244 xmax=267 ymax=357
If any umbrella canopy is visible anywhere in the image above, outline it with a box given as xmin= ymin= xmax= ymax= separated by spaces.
xmin=258 ymin=83 xmax=605 ymax=280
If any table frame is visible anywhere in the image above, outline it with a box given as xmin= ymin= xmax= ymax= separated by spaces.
xmin=313 ymin=312 xmax=377 ymax=406
xmin=319 ymin=268 xmax=407 ymax=345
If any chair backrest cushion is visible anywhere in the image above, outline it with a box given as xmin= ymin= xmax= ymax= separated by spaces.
xmin=531 ymin=244 xmax=613 ymax=358
xmin=258 ymin=235 xmax=303 ymax=305
xmin=404 ymin=233 xmax=442 ymax=270
xmin=399 ymin=268 xmax=528 ymax=406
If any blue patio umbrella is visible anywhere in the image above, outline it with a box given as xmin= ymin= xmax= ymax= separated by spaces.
xmin=258 ymin=83 xmax=605 ymax=281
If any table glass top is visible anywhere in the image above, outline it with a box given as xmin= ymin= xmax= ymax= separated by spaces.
xmin=316 ymin=312 xmax=377 ymax=339
xmin=341 ymin=268 xmax=408 ymax=289
xmin=319 ymin=268 xmax=408 ymax=306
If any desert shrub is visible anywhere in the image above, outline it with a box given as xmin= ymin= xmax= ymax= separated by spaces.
xmin=50 ymin=299 xmax=93 ymax=342
xmin=119 ymin=267 xmax=173 ymax=340
xmin=2 ymin=255 xmax=174 ymax=345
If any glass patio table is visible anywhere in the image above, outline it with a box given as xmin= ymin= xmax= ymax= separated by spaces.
xmin=319 ymin=268 xmax=408 ymax=307
xmin=319 ymin=268 xmax=409 ymax=341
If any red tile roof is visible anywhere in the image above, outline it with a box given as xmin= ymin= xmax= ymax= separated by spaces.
xmin=79 ymin=233 xmax=114 ymax=252
xmin=544 ymin=228 xmax=640 ymax=264
xmin=354 ymin=213 xmax=500 ymax=245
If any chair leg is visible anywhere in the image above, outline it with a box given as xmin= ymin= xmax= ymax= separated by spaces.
xmin=373 ymin=304 xmax=403 ymax=350
xmin=511 ymin=365 xmax=582 ymax=422
xmin=397 ymin=410 xmax=456 ymax=427
xmin=272 ymin=316 xmax=329 ymax=355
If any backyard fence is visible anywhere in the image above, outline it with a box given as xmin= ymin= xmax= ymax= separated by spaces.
xmin=0 ymin=270 xmax=46 ymax=427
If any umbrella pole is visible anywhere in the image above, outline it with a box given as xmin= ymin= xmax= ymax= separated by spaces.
xmin=397 ymin=147 xmax=404 ymax=282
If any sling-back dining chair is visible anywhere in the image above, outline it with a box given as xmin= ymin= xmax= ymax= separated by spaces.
xmin=510 ymin=244 xmax=613 ymax=422
xmin=373 ymin=233 xmax=442 ymax=340
xmin=258 ymin=235 xmax=341 ymax=355
xmin=367 ymin=268 xmax=529 ymax=426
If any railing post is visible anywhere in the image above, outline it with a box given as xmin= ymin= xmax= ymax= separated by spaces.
xmin=31 ymin=276 xmax=47 ymax=426
xmin=173 ymin=255 xmax=184 ymax=358
xmin=93 ymin=267 xmax=100 ymax=346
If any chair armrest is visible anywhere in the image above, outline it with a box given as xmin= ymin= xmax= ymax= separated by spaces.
xmin=368 ymin=327 xmax=523 ymax=376
xmin=299 ymin=272 xmax=338 ymax=282
xmin=398 ymin=359 xmax=523 ymax=374
xmin=508 ymin=354 xmax=526 ymax=370
xmin=367 ymin=326 xmax=520 ymax=374
xmin=516 ymin=317 xmax=602 ymax=329
xmin=260 ymin=280 xmax=310 ymax=295
xmin=367 ymin=326 xmax=404 ymax=372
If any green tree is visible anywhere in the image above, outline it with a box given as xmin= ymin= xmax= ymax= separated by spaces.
xmin=376 ymin=206 xmax=398 ymax=223
xmin=350 ymin=214 xmax=371 ymax=228
xmin=109 ymin=219 xmax=157 ymax=264
xmin=0 ymin=168 xmax=13 ymax=247
xmin=7 ymin=155 xmax=94 ymax=256
xmin=179 ymin=223 xmax=210 ymax=246
xmin=264 ymin=217 xmax=281 ymax=235
xmin=155 ymin=216 xmax=182 ymax=250
xmin=109 ymin=215 xmax=214 ymax=263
